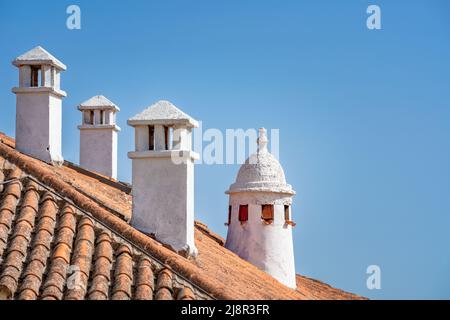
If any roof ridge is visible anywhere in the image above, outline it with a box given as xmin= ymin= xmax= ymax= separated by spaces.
xmin=0 ymin=140 xmax=233 ymax=300
xmin=194 ymin=221 xmax=224 ymax=246
xmin=63 ymin=160 xmax=131 ymax=194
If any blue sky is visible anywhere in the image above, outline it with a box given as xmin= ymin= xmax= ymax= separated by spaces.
xmin=1 ymin=0 xmax=450 ymax=299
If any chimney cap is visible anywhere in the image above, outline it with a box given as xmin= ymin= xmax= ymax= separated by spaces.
xmin=12 ymin=46 xmax=67 ymax=70
xmin=128 ymin=100 xmax=198 ymax=128
xmin=78 ymin=95 xmax=120 ymax=111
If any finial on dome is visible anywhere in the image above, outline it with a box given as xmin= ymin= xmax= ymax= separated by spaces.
xmin=257 ymin=128 xmax=268 ymax=153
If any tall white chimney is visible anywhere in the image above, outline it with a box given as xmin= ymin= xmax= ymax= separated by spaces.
xmin=77 ymin=95 xmax=120 ymax=179
xmin=12 ymin=46 xmax=66 ymax=164
xmin=128 ymin=100 xmax=199 ymax=257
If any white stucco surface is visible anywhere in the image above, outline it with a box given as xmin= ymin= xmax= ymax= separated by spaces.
xmin=129 ymin=153 xmax=197 ymax=256
xmin=226 ymin=198 xmax=296 ymax=288
xmin=79 ymin=128 xmax=118 ymax=179
xmin=225 ymin=128 xmax=297 ymax=288
xmin=13 ymin=89 xmax=65 ymax=164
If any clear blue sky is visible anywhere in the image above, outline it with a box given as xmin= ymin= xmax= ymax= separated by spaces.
xmin=1 ymin=0 xmax=450 ymax=299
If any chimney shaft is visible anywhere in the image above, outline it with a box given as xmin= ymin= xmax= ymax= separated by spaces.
xmin=12 ymin=46 xmax=67 ymax=164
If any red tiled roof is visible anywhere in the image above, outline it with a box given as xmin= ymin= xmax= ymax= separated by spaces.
xmin=0 ymin=132 xmax=365 ymax=300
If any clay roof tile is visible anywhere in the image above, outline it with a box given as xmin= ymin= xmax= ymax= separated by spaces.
xmin=134 ymin=257 xmax=154 ymax=300
xmin=177 ymin=287 xmax=196 ymax=300
xmin=88 ymin=233 xmax=113 ymax=300
xmin=111 ymin=245 xmax=133 ymax=300
xmin=155 ymin=269 xmax=174 ymax=301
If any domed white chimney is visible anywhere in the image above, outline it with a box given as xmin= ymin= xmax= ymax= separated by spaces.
xmin=225 ymin=128 xmax=297 ymax=288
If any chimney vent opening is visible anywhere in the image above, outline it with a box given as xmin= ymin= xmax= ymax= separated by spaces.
xmin=239 ymin=205 xmax=248 ymax=223
xmin=262 ymin=204 xmax=274 ymax=224
xmin=227 ymin=205 xmax=232 ymax=226
xmin=30 ymin=66 xmax=41 ymax=87
xmin=148 ymin=125 xmax=155 ymax=151
xmin=163 ymin=126 xmax=175 ymax=150
xmin=88 ymin=111 xmax=94 ymax=125
xmin=284 ymin=205 xmax=290 ymax=221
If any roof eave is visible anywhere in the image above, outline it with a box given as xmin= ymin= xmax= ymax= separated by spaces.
xmin=78 ymin=105 xmax=120 ymax=112
xmin=12 ymin=59 xmax=67 ymax=71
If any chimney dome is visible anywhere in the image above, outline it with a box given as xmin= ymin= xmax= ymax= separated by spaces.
xmin=226 ymin=131 xmax=295 ymax=195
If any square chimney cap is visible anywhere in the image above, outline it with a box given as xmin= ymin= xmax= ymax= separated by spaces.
xmin=78 ymin=95 xmax=120 ymax=111
xmin=128 ymin=100 xmax=198 ymax=128
xmin=12 ymin=46 xmax=67 ymax=71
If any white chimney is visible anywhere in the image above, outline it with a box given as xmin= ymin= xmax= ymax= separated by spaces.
xmin=128 ymin=100 xmax=199 ymax=257
xmin=225 ymin=128 xmax=297 ymax=288
xmin=77 ymin=95 xmax=120 ymax=179
xmin=12 ymin=46 xmax=67 ymax=164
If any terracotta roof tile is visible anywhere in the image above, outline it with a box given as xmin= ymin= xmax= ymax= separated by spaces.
xmin=0 ymin=196 xmax=17 ymax=221
xmin=0 ymin=181 xmax=40 ymax=298
xmin=88 ymin=282 xmax=109 ymax=300
xmin=2 ymin=168 xmax=23 ymax=198
xmin=71 ymin=217 xmax=95 ymax=276
xmin=177 ymin=287 xmax=196 ymax=300
xmin=65 ymin=217 xmax=95 ymax=300
xmin=111 ymin=245 xmax=133 ymax=300
xmin=0 ymin=169 xmax=23 ymax=259
xmin=18 ymin=274 xmax=41 ymax=300
xmin=39 ymin=204 xmax=77 ymax=300
xmin=18 ymin=193 xmax=58 ymax=300
xmin=155 ymin=268 xmax=173 ymax=300
xmin=134 ymin=257 xmax=154 ymax=300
